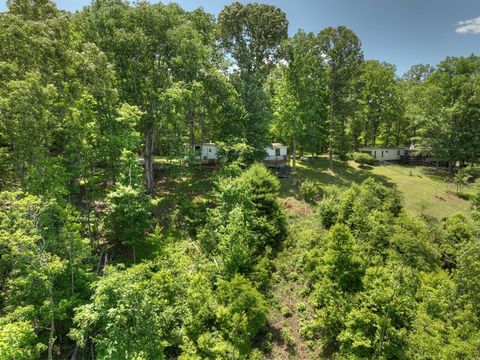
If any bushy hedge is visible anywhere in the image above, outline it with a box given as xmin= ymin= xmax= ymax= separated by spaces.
xmin=300 ymin=180 xmax=323 ymax=204
xmin=352 ymin=152 xmax=376 ymax=166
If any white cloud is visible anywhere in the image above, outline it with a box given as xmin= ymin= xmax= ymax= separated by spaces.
xmin=456 ymin=17 xmax=480 ymax=34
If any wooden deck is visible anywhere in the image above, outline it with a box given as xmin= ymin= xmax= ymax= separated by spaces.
xmin=264 ymin=156 xmax=289 ymax=168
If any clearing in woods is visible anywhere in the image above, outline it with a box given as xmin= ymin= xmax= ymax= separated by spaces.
xmin=279 ymin=155 xmax=471 ymax=220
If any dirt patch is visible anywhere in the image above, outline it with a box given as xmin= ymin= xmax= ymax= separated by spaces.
xmin=280 ymin=197 xmax=313 ymax=214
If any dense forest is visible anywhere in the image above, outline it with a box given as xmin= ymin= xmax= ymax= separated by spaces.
xmin=1 ymin=0 xmax=480 ymax=359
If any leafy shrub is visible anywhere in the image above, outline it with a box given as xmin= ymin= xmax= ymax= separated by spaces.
xmin=0 ymin=320 xmax=45 ymax=360
xmin=317 ymin=196 xmax=340 ymax=228
xmin=300 ymin=180 xmax=323 ymax=204
xmin=318 ymin=179 xmax=403 ymax=230
xmin=280 ymin=327 xmax=296 ymax=348
xmin=216 ymin=275 xmax=268 ymax=355
xmin=438 ymin=213 xmax=477 ymax=269
xmin=456 ymin=191 xmax=471 ymax=200
xmin=225 ymin=163 xmax=286 ymax=251
xmin=352 ymin=152 xmax=376 ymax=166
xmin=338 ymin=151 xmax=349 ymax=162
xmin=216 ymin=141 xmax=256 ymax=167
xmin=471 ymin=181 xmax=480 ymax=220
xmin=105 ymin=185 xmax=153 ymax=250
xmin=296 ymin=302 xmax=306 ymax=312
xmin=453 ymin=171 xmax=470 ymax=194
xmin=459 ymin=166 xmax=480 ymax=183
xmin=322 ymin=224 xmax=364 ymax=292
xmin=281 ymin=306 xmax=293 ymax=318
xmin=173 ymin=196 xmax=208 ymax=238
xmin=218 ymin=206 xmax=254 ymax=276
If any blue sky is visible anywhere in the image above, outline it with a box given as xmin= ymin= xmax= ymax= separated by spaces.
xmin=1 ymin=0 xmax=480 ymax=75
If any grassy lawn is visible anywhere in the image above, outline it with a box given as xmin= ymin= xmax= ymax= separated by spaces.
xmin=280 ymin=156 xmax=471 ymax=219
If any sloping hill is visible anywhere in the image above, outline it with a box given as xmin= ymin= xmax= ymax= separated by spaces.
xmin=279 ymin=156 xmax=471 ymax=219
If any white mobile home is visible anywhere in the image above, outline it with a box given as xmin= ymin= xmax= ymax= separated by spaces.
xmin=359 ymin=147 xmax=406 ymax=161
xmin=193 ymin=143 xmax=218 ymax=164
xmin=264 ymin=143 xmax=288 ymax=167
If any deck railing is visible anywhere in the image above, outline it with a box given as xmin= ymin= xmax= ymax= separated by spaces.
xmin=264 ymin=155 xmax=288 ymax=162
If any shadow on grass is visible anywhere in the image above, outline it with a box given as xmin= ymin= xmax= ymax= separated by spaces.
xmin=279 ymin=156 xmax=395 ymax=200
xmin=421 ymin=167 xmax=452 ymax=182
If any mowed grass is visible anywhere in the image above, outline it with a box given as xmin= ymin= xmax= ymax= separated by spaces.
xmin=280 ymin=156 xmax=471 ymax=219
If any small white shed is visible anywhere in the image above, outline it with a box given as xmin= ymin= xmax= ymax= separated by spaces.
xmin=264 ymin=143 xmax=288 ymax=167
xmin=359 ymin=147 xmax=406 ymax=161
xmin=193 ymin=143 xmax=218 ymax=164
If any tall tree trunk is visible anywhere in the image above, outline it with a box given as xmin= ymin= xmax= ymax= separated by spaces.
xmin=200 ymin=106 xmax=206 ymax=145
xmin=329 ymin=68 xmax=336 ymax=171
xmin=48 ymin=300 xmax=55 ymax=360
xmin=292 ymin=139 xmax=297 ymax=172
xmin=188 ymin=108 xmax=195 ymax=149
xmin=328 ymin=95 xmax=334 ymax=171
xmin=144 ymin=126 xmax=155 ymax=193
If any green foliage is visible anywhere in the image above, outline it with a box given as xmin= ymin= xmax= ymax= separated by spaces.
xmin=317 ymin=186 xmax=342 ymax=228
xmin=199 ymin=163 xmax=285 ymax=279
xmin=217 ymin=142 xmax=256 ymax=168
xmin=72 ymin=263 xmax=183 ymax=360
xmin=357 ymin=60 xmax=405 ymax=147
xmin=338 ymin=264 xmax=419 ymax=359
xmin=217 ymin=206 xmax=253 ymax=276
xmin=438 ymin=213 xmax=477 ymax=269
xmin=104 ymin=185 xmax=153 ymax=250
xmin=0 ymin=191 xmax=92 ymax=359
xmin=300 ymin=180 xmax=323 ymax=204
xmin=459 ymin=165 xmax=480 ymax=182
xmin=455 ymin=238 xmax=480 ymax=316
xmin=234 ymin=163 xmax=286 ymax=249
xmin=270 ymin=30 xmax=328 ymax=164
xmin=0 ymin=320 xmax=45 ymax=360
xmin=318 ymin=26 xmax=363 ymax=163
xmin=418 ymin=55 xmax=480 ymax=167
xmin=352 ymin=152 xmax=376 ymax=166
xmin=2 ymin=1 xmax=480 ymax=359
xmin=218 ymin=2 xmax=288 ymax=149
xmin=471 ymin=180 xmax=480 ymax=220
xmin=321 ymin=224 xmax=364 ymax=293
xmin=216 ymin=275 xmax=268 ymax=355
xmin=453 ymin=171 xmax=470 ymax=194
xmin=298 ymin=179 xmax=464 ymax=358
xmin=0 ymin=148 xmax=15 ymax=190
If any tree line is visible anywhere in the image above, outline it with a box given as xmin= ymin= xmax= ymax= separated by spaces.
xmin=2 ymin=0 xmax=480 ymax=194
